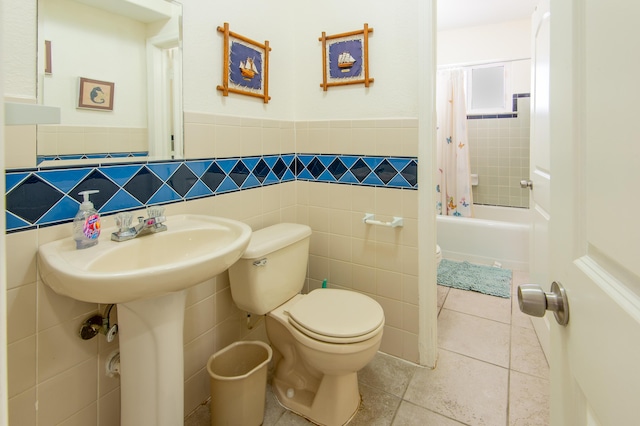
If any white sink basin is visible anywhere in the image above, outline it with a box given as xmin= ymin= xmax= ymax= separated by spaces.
xmin=38 ymin=214 xmax=252 ymax=304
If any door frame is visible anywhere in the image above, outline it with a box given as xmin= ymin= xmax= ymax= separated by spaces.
xmin=529 ymin=0 xmax=552 ymax=362
xmin=418 ymin=0 xmax=438 ymax=368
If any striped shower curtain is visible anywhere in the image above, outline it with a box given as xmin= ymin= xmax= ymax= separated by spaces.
xmin=436 ymin=69 xmax=474 ymax=217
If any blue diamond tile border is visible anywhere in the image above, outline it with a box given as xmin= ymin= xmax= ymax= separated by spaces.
xmin=5 ymin=154 xmax=418 ymax=232
xmin=37 ymin=151 xmax=149 ymax=166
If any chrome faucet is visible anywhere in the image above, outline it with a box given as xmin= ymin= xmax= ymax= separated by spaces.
xmin=111 ymin=208 xmax=168 ymax=242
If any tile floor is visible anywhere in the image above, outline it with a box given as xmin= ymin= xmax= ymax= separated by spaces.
xmin=185 ymin=270 xmax=550 ymax=426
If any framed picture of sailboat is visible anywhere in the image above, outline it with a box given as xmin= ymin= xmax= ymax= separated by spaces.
xmin=216 ymin=22 xmax=271 ymax=103
xmin=319 ymin=24 xmax=374 ymax=91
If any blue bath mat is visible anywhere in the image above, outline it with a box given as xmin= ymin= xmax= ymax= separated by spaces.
xmin=437 ymin=259 xmax=512 ymax=298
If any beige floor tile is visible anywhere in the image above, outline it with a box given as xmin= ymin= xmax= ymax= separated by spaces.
xmin=269 ymin=381 xmax=401 ymax=426
xmin=392 ymin=401 xmax=466 ymax=425
xmin=438 ymin=308 xmax=511 ymax=367
xmin=349 ymin=383 xmax=402 ymax=425
xmin=184 ymin=384 xmax=287 ymax=426
xmin=183 ymin=401 xmax=212 ymax=426
xmin=510 ymin=326 xmax=550 ymax=380
xmin=511 ymin=298 xmax=534 ymax=329
xmin=508 ymin=371 xmax=550 ymax=426
xmin=358 ymin=352 xmax=418 ymax=398
xmin=404 ymin=349 xmax=508 ymax=426
xmin=437 ymin=285 xmax=450 ymax=308
xmin=264 ymin=385 xmax=288 ymax=426
xmin=275 ymin=410 xmax=315 ymax=425
xmin=443 ymin=287 xmax=512 ymax=324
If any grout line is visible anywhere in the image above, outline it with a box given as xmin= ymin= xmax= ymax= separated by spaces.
xmin=439 ymin=305 xmax=512 ymax=325
xmin=505 ymin=276 xmax=516 ymax=426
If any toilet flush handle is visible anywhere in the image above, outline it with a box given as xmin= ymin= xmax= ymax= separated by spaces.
xmin=253 ymin=258 xmax=267 ymax=267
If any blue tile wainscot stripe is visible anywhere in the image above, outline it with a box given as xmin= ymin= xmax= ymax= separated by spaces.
xmin=5 ymin=154 xmax=418 ymax=232
xmin=467 ymin=92 xmax=530 ymax=120
xmin=36 ymin=151 xmax=148 ymax=165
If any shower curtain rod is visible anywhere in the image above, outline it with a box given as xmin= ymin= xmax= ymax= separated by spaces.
xmin=437 ymin=57 xmax=530 ymax=70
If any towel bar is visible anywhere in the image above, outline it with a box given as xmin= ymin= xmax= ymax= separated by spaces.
xmin=362 ymin=213 xmax=404 ymax=228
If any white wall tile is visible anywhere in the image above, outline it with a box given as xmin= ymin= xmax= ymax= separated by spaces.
xmin=7 ymin=336 xmax=36 ymax=398
xmin=37 ymin=358 xmax=97 ymax=425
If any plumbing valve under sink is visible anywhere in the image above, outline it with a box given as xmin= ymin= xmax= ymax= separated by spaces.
xmin=79 ymin=304 xmax=118 ymax=342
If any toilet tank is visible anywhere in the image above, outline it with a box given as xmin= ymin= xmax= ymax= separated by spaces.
xmin=229 ymin=223 xmax=312 ymax=315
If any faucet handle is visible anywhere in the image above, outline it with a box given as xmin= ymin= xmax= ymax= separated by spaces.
xmin=114 ymin=212 xmax=133 ymax=231
xmin=147 ymin=206 xmax=165 ymax=218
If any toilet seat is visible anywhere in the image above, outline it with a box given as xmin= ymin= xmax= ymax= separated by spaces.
xmin=287 ymin=289 xmax=385 ymax=344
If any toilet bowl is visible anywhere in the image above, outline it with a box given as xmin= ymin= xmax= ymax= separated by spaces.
xmin=267 ymin=290 xmax=383 ymax=425
xmin=436 ymin=244 xmax=442 ymax=266
xmin=229 ymin=223 xmax=385 ymax=426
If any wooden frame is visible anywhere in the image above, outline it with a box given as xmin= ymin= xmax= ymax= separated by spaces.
xmin=216 ymin=23 xmax=271 ymax=103
xmin=77 ymin=77 xmax=114 ymax=111
xmin=44 ymin=40 xmax=52 ymax=74
xmin=319 ymin=24 xmax=374 ymax=91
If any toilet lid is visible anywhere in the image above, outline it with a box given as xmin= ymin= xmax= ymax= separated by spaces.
xmin=287 ymin=289 xmax=384 ymax=343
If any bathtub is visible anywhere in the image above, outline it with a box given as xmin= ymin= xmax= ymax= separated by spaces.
xmin=436 ymin=205 xmax=530 ymax=271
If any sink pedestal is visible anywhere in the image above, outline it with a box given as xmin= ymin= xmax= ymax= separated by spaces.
xmin=118 ymin=290 xmax=187 ymax=426
xmin=37 ymin=215 xmax=253 ymax=425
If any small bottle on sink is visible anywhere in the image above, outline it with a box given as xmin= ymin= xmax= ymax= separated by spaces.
xmin=73 ymin=190 xmax=101 ymax=249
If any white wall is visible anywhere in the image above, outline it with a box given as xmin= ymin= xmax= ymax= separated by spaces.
xmin=438 ymin=18 xmax=531 ymax=93
xmin=181 ymin=0 xmax=296 ymax=120
xmin=6 ymin=0 xmax=423 ymax=122
xmin=438 ymin=18 xmax=531 ymax=65
xmin=291 ymin=1 xmax=420 ymax=120
xmin=438 ymin=19 xmax=531 ymax=93
xmin=182 ymin=0 xmax=422 ymax=121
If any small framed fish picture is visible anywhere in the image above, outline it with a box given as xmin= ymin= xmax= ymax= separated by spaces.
xmin=216 ymin=23 xmax=271 ymax=103
xmin=77 ymin=77 xmax=114 ymax=111
xmin=319 ymin=24 xmax=374 ymax=91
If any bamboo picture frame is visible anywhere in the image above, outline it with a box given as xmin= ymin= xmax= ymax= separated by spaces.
xmin=77 ymin=77 xmax=114 ymax=111
xmin=319 ymin=24 xmax=374 ymax=91
xmin=216 ymin=23 xmax=271 ymax=103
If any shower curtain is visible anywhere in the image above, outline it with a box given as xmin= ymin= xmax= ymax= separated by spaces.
xmin=436 ymin=69 xmax=474 ymax=217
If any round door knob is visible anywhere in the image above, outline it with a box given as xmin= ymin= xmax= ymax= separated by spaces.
xmin=518 ymin=284 xmax=548 ymax=317
xmin=517 ymin=281 xmax=569 ymax=326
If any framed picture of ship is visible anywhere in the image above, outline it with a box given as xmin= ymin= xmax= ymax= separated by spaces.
xmin=216 ymin=23 xmax=271 ymax=103
xmin=319 ymin=24 xmax=374 ymax=91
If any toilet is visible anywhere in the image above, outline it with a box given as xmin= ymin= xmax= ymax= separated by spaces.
xmin=228 ymin=223 xmax=385 ymax=426
xmin=436 ymin=244 xmax=442 ymax=266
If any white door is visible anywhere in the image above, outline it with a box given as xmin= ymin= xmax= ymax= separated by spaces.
xmin=549 ymin=0 xmax=640 ymax=424
xmin=529 ymin=0 xmax=551 ymax=360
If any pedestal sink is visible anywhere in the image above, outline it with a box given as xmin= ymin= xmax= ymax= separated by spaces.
xmin=38 ymin=214 xmax=252 ymax=426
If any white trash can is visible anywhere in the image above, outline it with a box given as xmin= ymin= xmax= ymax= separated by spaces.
xmin=207 ymin=340 xmax=272 ymax=426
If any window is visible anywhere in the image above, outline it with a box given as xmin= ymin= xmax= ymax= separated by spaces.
xmin=466 ymin=63 xmax=512 ymax=114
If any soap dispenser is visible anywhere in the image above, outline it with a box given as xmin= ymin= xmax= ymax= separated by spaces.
xmin=73 ymin=190 xmax=101 ymax=249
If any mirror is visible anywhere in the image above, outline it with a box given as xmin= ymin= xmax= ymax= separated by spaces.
xmin=37 ymin=0 xmax=183 ymax=167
